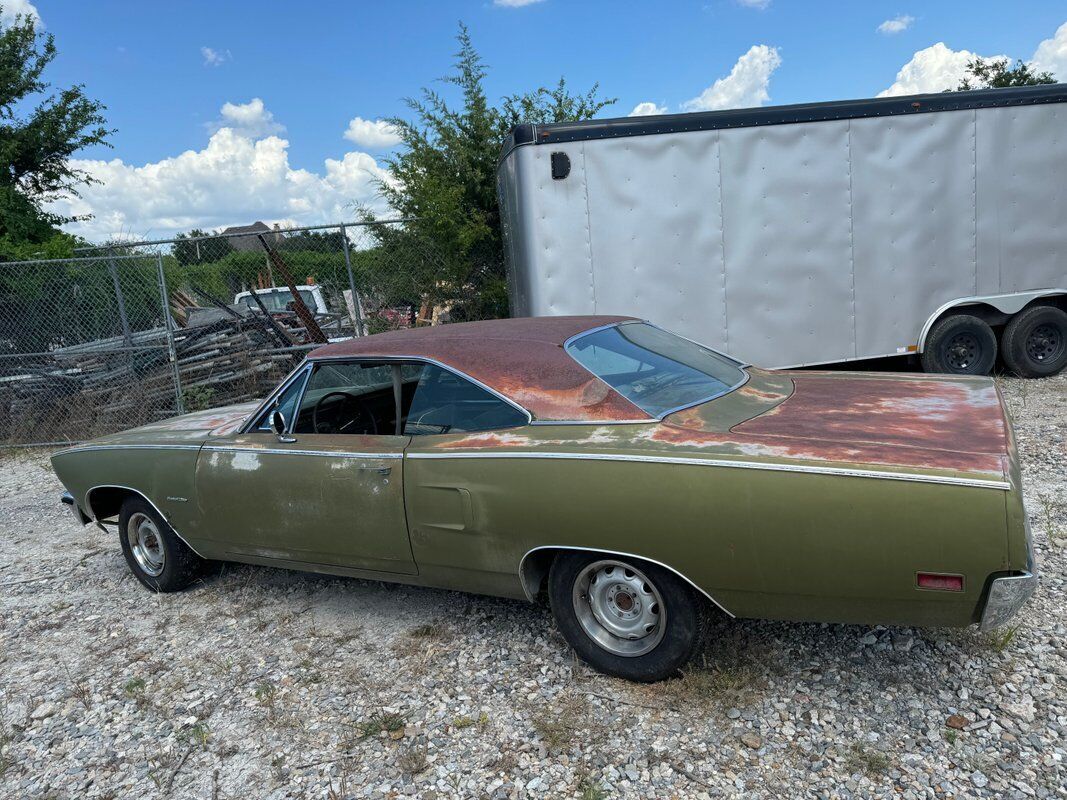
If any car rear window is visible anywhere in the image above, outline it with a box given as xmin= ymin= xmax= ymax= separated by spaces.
xmin=565 ymin=323 xmax=746 ymax=417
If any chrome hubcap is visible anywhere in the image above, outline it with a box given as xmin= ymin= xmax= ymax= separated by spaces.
xmin=572 ymin=560 xmax=666 ymax=657
xmin=127 ymin=513 xmax=165 ymax=577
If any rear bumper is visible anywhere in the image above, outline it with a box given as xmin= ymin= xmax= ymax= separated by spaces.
xmin=980 ymin=571 xmax=1038 ymax=630
xmin=980 ymin=510 xmax=1038 ymax=631
xmin=60 ymin=491 xmax=91 ymax=526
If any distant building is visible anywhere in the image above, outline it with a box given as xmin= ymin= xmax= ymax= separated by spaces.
xmin=220 ymin=221 xmax=283 ymax=252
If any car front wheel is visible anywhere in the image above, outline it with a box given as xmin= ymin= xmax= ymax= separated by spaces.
xmin=118 ymin=497 xmax=204 ymax=592
xmin=548 ymin=552 xmax=706 ymax=682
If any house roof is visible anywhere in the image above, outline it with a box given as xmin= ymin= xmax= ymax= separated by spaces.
xmin=220 ymin=221 xmax=273 ymax=252
xmin=309 ymin=315 xmax=650 ymax=422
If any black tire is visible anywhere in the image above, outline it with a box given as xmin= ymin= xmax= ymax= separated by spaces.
xmin=1001 ymin=304 xmax=1067 ymax=378
xmin=118 ymin=496 xmax=204 ymax=592
xmin=920 ymin=314 xmax=998 ymax=376
xmin=548 ymin=552 xmax=706 ymax=682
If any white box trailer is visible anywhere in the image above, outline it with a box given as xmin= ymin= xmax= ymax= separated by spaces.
xmin=497 ymin=85 xmax=1067 ymax=376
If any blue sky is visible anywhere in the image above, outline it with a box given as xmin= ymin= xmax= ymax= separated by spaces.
xmin=5 ymin=0 xmax=1066 ymax=241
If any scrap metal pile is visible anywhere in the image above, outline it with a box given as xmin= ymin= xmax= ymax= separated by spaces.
xmin=0 ymin=297 xmax=304 ymax=445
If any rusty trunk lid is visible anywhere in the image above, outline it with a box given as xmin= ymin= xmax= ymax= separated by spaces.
xmin=665 ymin=370 xmax=1012 ymax=479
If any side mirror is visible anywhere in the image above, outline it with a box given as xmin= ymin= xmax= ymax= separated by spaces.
xmin=270 ymin=409 xmax=296 ymax=443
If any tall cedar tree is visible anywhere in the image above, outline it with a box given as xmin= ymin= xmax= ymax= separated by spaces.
xmin=0 ymin=4 xmax=111 ymax=253
xmin=955 ymin=57 xmax=1056 ymax=90
xmin=371 ymin=24 xmax=615 ymax=320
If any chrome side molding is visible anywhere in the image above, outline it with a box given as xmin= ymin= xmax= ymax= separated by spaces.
xmin=408 ymin=450 xmax=1010 ymax=490
xmin=202 ymin=446 xmax=403 ymax=460
xmin=53 ymin=443 xmax=203 ymax=457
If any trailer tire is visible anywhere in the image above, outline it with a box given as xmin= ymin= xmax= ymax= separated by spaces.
xmin=921 ymin=314 xmax=997 ymax=376
xmin=1001 ymin=304 xmax=1067 ymax=378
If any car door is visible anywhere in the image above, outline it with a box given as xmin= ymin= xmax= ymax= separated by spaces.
xmin=194 ymin=360 xmax=416 ymax=574
xmin=399 ymin=362 xmax=533 ymax=588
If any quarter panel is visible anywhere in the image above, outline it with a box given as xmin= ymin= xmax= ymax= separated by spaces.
xmin=405 ymin=424 xmax=1009 ymax=626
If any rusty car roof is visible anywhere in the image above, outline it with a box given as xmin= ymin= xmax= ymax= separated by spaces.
xmin=309 ymin=316 xmax=651 ymax=422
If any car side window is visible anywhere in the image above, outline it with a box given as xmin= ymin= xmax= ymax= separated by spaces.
xmin=401 ymin=364 xmax=527 ymax=435
xmin=253 ymin=369 xmax=307 ymax=431
xmin=293 ymin=362 xmax=397 ymax=435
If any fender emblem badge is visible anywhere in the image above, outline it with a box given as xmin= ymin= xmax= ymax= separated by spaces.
xmin=166 ymin=496 xmax=188 ymax=503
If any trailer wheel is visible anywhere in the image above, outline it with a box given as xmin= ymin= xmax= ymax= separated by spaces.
xmin=1001 ymin=305 xmax=1067 ymax=378
xmin=921 ymin=314 xmax=997 ymax=376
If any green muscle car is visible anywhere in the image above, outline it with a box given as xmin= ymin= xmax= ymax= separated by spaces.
xmin=52 ymin=316 xmax=1037 ymax=681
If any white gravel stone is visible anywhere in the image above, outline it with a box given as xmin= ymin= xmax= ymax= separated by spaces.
xmin=0 ymin=372 xmax=1064 ymax=798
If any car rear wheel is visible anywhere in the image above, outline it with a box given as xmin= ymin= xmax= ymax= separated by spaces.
xmin=921 ymin=314 xmax=997 ymax=375
xmin=548 ymin=552 xmax=705 ymax=682
xmin=118 ymin=497 xmax=204 ymax=592
xmin=1001 ymin=304 xmax=1067 ymax=378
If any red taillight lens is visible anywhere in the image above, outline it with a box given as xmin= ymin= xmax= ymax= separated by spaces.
xmin=917 ymin=573 xmax=964 ymax=591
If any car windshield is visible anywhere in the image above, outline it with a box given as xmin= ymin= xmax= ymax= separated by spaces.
xmin=239 ymin=289 xmax=315 ymax=312
xmin=565 ymin=323 xmax=746 ymax=417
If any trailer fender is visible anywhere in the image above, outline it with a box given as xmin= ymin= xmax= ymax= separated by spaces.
xmin=917 ymin=290 xmax=1067 ymax=352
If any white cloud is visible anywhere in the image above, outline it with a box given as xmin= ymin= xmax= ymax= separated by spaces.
xmin=736 ymin=0 xmax=770 ymax=8
xmin=209 ymin=98 xmax=285 ymax=139
xmin=493 ymin=0 xmax=545 ymax=6
xmin=683 ymin=45 xmax=782 ymax=112
xmin=877 ymin=42 xmax=1005 ymax=96
xmin=0 ymin=0 xmax=41 ymax=26
xmin=1031 ymin=21 xmax=1067 ymax=80
xmin=878 ymin=15 xmax=914 ymax=35
xmin=201 ymin=46 xmax=231 ymax=67
xmin=629 ymin=102 xmax=667 ymax=117
xmin=343 ymin=117 xmax=402 ymax=149
xmin=49 ymin=105 xmax=394 ymax=242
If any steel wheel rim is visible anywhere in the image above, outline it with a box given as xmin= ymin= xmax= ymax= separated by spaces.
xmin=127 ymin=513 xmax=165 ymax=577
xmin=1025 ymin=323 xmax=1062 ymax=363
xmin=945 ymin=332 xmax=980 ymax=370
xmin=571 ymin=560 xmax=666 ymax=657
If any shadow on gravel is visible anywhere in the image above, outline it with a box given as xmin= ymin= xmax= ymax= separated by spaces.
xmin=181 ymin=558 xmax=1000 ymax=700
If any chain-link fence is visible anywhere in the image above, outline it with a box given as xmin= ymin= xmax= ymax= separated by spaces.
xmin=0 ymin=220 xmax=446 ymax=446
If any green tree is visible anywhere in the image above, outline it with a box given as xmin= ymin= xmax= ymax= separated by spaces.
xmin=368 ymin=24 xmax=615 ymax=320
xmin=171 ymin=229 xmax=234 ymax=265
xmin=955 ymin=57 xmax=1056 ymax=91
xmin=0 ymin=4 xmax=112 ymax=246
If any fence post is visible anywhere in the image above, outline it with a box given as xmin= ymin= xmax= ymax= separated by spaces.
xmin=155 ymin=252 xmax=186 ymax=415
xmin=339 ymin=224 xmax=367 ymax=337
xmin=107 ymin=249 xmax=133 ymax=345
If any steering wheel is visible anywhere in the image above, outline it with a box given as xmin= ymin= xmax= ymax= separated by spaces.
xmin=312 ymin=391 xmax=378 ymax=434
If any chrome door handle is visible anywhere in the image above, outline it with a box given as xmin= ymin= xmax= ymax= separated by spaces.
xmin=373 ymin=466 xmax=392 ymax=476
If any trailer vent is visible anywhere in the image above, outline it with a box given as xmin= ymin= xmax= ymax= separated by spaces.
xmin=550 ymin=152 xmax=570 ymax=180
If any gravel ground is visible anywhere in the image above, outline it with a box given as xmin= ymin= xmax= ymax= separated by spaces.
xmin=1 ymin=374 xmax=1064 ymax=800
